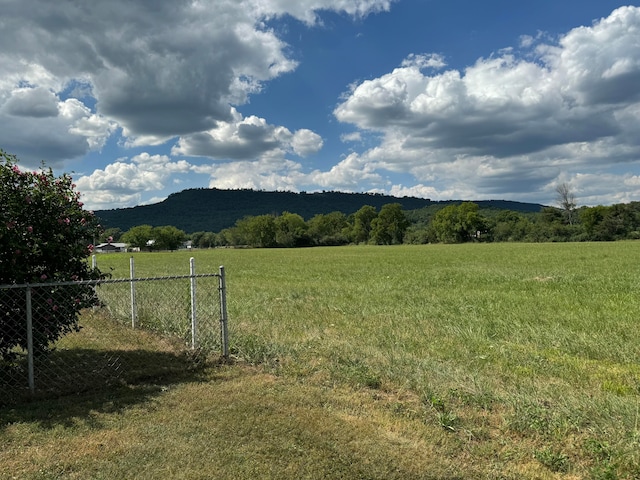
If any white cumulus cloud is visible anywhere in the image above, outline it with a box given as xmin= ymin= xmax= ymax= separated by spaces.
xmin=0 ymin=0 xmax=389 ymax=165
xmin=76 ymin=153 xmax=192 ymax=210
xmin=334 ymin=6 xmax=640 ymax=203
xmin=173 ymin=108 xmax=322 ymax=160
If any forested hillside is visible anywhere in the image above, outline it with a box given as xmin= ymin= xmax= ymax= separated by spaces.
xmin=95 ymin=188 xmax=544 ymax=233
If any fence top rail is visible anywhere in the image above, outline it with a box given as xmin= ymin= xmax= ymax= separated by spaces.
xmin=0 ymin=273 xmax=222 ymax=290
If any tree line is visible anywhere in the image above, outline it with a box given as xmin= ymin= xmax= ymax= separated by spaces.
xmin=101 ymin=198 xmax=640 ymax=249
xmin=407 ymin=200 xmax=640 ymax=244
xmin=107 ymin=203 xmax=409 ymax=249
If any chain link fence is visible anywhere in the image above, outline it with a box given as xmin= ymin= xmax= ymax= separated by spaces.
xmin=1 ymin=262 xmax=228 ymax=405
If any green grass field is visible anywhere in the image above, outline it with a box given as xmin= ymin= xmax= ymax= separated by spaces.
xmin=2 ymin=242 xmax=640 ymax=478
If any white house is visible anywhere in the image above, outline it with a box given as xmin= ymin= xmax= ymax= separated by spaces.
xmin=94 ymin=242 xmax=127 ymax=253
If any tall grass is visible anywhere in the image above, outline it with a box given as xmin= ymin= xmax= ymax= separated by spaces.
xmin=89 ymin=243 xmax=640 ymax=477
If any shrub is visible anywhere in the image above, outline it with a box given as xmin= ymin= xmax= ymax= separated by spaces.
xmin=0 ymin=150 xmax=104 ymax=360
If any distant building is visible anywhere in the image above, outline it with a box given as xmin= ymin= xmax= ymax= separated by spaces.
xmin=95 ymin=242 xmax=127 ymax=253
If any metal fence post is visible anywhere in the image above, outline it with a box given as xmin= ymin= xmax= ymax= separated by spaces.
xmin=130 ymin=256 xmax=137 ymax=328
xmin=190 ymin=257 xmax=198 ymax=349
xmin=25 ymin=286 xmax=35 ymax=394
xmin=218 ymin=265 xmax=229 ymax=359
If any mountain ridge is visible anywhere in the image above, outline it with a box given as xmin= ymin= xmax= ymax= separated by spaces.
xmin=95 ymin=188 xmax=545 ymax=234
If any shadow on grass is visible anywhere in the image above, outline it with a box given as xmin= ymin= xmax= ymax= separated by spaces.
xmin=0 ymin=347 xmax=219 ymax=430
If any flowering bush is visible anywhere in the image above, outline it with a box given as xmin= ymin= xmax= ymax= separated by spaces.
xmin=1 ymin=150 xmax=104 ymax=360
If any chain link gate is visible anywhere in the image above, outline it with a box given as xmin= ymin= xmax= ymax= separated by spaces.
xmin=0 ymin=259 xmax=228 ymax=404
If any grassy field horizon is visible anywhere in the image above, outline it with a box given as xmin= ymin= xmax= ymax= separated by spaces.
xmin=2 ymin=242 xmax=640 ymax=478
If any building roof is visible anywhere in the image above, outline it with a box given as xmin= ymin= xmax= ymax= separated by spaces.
xmin=95 ymin=242 xmax=127 ymax=249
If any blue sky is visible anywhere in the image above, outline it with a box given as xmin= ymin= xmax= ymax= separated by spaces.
xmin=1 ymin=0 xmax=639 ymax=210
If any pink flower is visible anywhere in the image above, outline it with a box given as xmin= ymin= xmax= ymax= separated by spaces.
xmin=52 ymin=305 xmax=59 ymax=312
xmin=40 ymin=274 xmax=47 ymax=281
xmin=27 ymin=226 xmax=33 ymax=233
xmin=87 ymin=244 xmax=94 ymax=253
xmin=46 ymin=298 xmax=53 ymax=305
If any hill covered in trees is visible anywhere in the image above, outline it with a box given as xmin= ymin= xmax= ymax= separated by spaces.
xmin=97 ymin=190 xmax=640 ymax=249
xmin=95 ymin=188 xmax=544 ymax=233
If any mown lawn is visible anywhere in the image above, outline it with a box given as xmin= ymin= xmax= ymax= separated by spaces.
xmin=2 ymin=242 xmax=640 ymax=479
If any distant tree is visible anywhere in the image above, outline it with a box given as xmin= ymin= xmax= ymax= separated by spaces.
xmin=1 ymin=150 xmax=104 ymax=360
xmin=539 ymin=206 xmax=564 ymax=225
xmin=190 ymin=231 xmax=206 ymax=248
xmin=370 ymin=203 xmax=409 ymax=245
xmin=197 ymin=231 xmax=218 ymax=248
xmin=579 ymin=206 xmax=608 ymax=240
xmin=121 ymin=225 xmax=154 ymax=250
xmin=349 ymin=205 xmax=378 ymax=244
xmin=428 ymin=202 xmax=486 ymax=243
xmin=153 ymin=225 xmax=186 ymax=251
xmin=491 ymin=210 xmax=532 ymax=242
xmin=307 ymin=211 xmax=349 ymax=246
xmin=235 ymin=215 xmax=276 ymax=248
xmin=556 ymin=183 xmax=577 ymax=225
xmin=403 ymin=224 xmax=431 ymax=244
xmin=218 ymin=227 xmax=242 ymax=247
xmin=275 ymin=212 xmax=309 ymax=247
xmin=598 ymin=204 xmax=636 ymax=240
xmin=99 ymin=227 xmax=123 ymax=243
xmin=535 ymin=206 xmax=576 ymax=241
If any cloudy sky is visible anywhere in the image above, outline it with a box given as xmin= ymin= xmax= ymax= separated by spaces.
xmin=1 ymin=0 xmax=639 ymax=210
